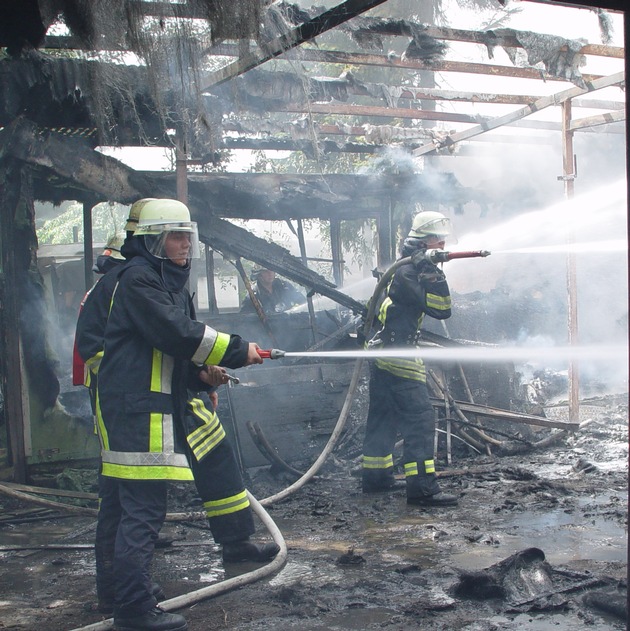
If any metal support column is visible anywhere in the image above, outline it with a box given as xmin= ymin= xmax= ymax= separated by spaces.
xmin=560 ymin=100 xmax=580 ymax=423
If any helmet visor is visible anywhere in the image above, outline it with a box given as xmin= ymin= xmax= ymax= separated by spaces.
xmin=143 ymin=223 xmax=200 ymax=263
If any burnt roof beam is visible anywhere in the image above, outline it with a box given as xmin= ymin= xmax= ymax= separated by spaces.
xmin=412 ymin=70 xmax=626 ymax=156
xmin=200 ymin=0 xmax=390 ymax=89
xmin=211 ymin=43 xmax=610 ymax=84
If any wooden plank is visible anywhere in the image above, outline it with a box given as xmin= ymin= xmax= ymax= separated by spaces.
xmin=430 ymin=398 xmax=580 ymax=431
xmin=412 ymin=70 xmax=625 ymax=156
xmin=569 ymin=109 xmax=626 ymax=131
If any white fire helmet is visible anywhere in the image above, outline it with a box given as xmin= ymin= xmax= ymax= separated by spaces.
xmin=408 ymin=210 xmax=451 ymax=239
xmin=103 ymin=234 xmax=125 ymax=260
xmin=125 ymin=198 xmax=157 ymax=232
xmin=133 ymin=198 xmax=200 ymax=261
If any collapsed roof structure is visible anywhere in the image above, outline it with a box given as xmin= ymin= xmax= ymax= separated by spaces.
xmin=0 ymin=0 xmax=627 ymax=480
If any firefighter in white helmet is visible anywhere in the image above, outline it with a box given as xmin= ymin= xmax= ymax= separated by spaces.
xmin=361 ymin=210 xmax=458 ymax=507
xmin=95 ymin=199 xmax=278 ymax=631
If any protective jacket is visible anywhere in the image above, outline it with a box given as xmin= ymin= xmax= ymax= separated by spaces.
xmin=75 ymin=262 xmax=125 ymax=388
xmin=370 ymin=256 xmax=451 ymax=382
xmin=97 ymin=250 xmax=249 ymax=481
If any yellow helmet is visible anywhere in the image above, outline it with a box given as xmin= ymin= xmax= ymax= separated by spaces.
xmin=408 ymin=211 xmax=451 ymax=239
xmin=125 ymin=198 xmax=157 ymax=232
xmin=133 ymin=198 xmax=199 ymax=261
xmin=104 ymin=234 xmax=125 ymax=260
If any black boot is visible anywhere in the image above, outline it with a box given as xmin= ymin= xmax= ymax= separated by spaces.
xmin=362 ymin=469 xmax=404 ymax=493
xmin=99 ymin=583 xmax=165 ymax=615
xmin=407 ymin=491 xmax=458 ymax=507
xmin=114 ymin=606 xmax=187 ymax=631
xmin=222 ymin=539 xmax=280 ymax=563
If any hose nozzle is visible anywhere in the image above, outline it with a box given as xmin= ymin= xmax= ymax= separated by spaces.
xmin=426 ymin=249 xmax=492 ymax=263
xmin=257 ymin=348 xmax=286 ymax=360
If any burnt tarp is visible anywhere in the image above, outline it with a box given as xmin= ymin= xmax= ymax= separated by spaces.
xmin=484 ymin=28 xmax=588 ymax=88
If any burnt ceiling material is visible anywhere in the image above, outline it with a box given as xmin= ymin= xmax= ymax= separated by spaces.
xmin=0 ymin=1 xmax=624 ymax=161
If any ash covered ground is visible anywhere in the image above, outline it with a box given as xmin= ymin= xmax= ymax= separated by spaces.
xmin=0 ymin=389 xmax=627 ymax=631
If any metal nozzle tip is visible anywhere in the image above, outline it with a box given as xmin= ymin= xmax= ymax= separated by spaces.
xmin=481 ymin=250 xmax=491 ymax=257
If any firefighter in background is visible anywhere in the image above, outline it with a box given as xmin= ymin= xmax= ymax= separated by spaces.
xmin=240 ymin=266 xmax=304 ymax=314
xmin=93 ymin=233 xmax=125 ymax=274
xmin=95 ymin=199 xmax=278 ymax=631
xmin=361 ymin=210 xmax=458 ymax=507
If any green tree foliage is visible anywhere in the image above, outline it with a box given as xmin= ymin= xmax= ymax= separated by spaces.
xmin=37 ymin=202 xmax=128 ymax=245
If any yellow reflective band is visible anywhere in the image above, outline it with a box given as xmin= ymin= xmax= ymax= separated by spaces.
xmin=192 ymin=428 xmax=226 ymax=461
xmin=205 ymin=331 xmax=231 ymax=366
xmin=424 ymin=459 xmax=436 ymax=474
xmin=378 ymin=296 xmax=392 ymax=324
xmin=426 ymin=292 xmax=451 ymax=311
xmin=149 ymin=412 xmax=163 ymax=452
xmin=375 ymin=359 xmax=426 ymax=382
xmin=101 ymin=462 xmax=194 ymax=480
xmin=362 ymin=454 xmax=394 ymax=470
xmin=85 ymin=351 xmax=104 ymax=376
xmin=151 ymin=348 xmax=162 ymax=392
xmin=204 ymin=490 xmax=250 ymax=517
xmin=95 ymin=391 xmax=109 ymax=450
xmin=189 ymin=397 xmax=216 ymax=424
xmin=404 ymin=462 xmax=419 ymax=477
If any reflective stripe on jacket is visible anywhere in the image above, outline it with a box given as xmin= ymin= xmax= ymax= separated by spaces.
xmin=97 ymin=257 xmax=248 ymax=481
xmin=371 ymin=259 xmax=451 ymax=382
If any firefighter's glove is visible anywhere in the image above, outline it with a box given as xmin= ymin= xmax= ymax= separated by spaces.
xmin=418 ymin=266 xmax=447 ymax=288
xmin=410 ymin=248 xmax=429 ymax=268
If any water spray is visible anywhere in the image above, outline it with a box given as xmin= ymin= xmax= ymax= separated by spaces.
xmin=257 ymin=345 xmax=626 ymax=364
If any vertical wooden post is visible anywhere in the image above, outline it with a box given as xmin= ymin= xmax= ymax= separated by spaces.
xmin=0 ymin=163 xmax=27 ymax=482
xmin=561 ymin=100 xmax=580 ymax=423
xmin=297 ymin=219 xmax=317 ymax=345
xmin=330 ymin=218 xmax=343 ymax=287
xmin=82 ymin=200 xmax=95 ymax=293
xmin=175 ymin=132 xmax=197 ymax=306
xmin=377 ymin=202 xmax=393 ymax=268
xmin=204 ymin=244 xmax=218 ymax=315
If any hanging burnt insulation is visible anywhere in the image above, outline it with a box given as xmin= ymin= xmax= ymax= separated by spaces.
xmin=483 ymin=28 xmax=588 ymax=88
xmin=2 ymin=0 xmax=266 ymax=154
xmin=345 ymin=18 xmax=449 ymax=62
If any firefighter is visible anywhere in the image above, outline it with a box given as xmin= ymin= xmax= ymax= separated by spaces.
xmin=361 ymin=210 xmax=458 ymax=507
xmin=95 ymin=199 xmax=279 ymax=631
xmin=75 ymin=201 xmax=168 ymax=615
xmin=240 ymin=266 xmax=304 ymax=314
xmin=92 ymin=233 xmax=126 ymax=274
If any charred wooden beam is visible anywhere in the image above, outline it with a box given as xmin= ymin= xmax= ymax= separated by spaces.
xmin=412 ymin=71 xmax=626 ymax=156
xmin=0 ymin=118 xmax=368 ymax=313
xmin=211 ymin=43 xmax=607 ymax=84
xmin=568 ymin=109 xmax=626 ymax=131
xmin=42 ymin=22 xmax=624 ymax=60
xmin=202 ymin=0 xmax=390 ymax=88
xmin=430 ymin=398 xmax=580 ymax=431
xmin=343 ymin=18 xmax=624 ymax=58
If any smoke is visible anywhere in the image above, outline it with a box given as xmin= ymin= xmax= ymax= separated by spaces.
xmin=445 ymin=179 xmax=628 ymax=396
